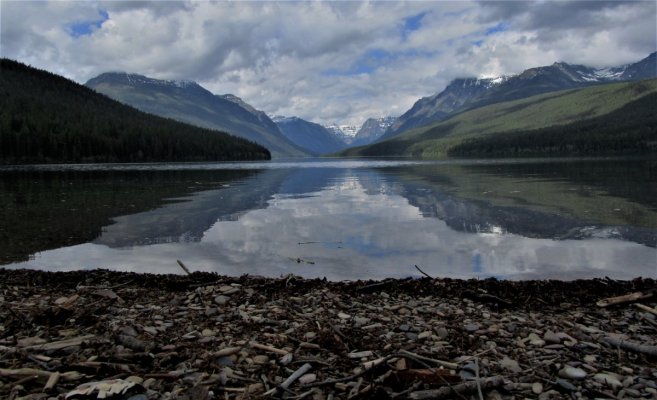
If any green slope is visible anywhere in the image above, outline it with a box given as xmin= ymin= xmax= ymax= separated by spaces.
xmin=0 ymin=59 xmax=271 ymax=163
xmin=343 ymin=79 xmax=657 ymax=159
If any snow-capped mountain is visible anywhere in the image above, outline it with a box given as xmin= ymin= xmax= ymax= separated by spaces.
xmin=384 ymin=52 xmax=656 ymax=139
xmin=324 ymin=124 xmax=359 ymax=145
xmin=351 ymin=116 xmax=397 ymax=146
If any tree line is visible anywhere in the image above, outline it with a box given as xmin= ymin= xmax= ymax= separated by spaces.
xmin=0 ymin=59 xmax=271 ymax=164
xmin=448 ymin=92 xmax=657 ymax=158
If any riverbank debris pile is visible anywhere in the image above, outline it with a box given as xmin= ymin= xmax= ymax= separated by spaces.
xmin=1 ymin=269 xmax=656 ymax=399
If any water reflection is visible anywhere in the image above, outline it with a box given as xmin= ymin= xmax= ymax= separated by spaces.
xmin=2 ymin=159 xmax=656 ymax=280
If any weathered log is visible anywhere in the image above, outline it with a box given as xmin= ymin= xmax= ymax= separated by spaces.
xmin=596 ymin=291 xmax=653 ymax=307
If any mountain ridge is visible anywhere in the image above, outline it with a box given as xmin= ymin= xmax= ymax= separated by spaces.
xmin=341 ymin=78 xmax=657 ymax=159
xmin=86 ymin=72 xmax=308 ymax=158
xmin=382 ymin=52 xmax=657 ymax=140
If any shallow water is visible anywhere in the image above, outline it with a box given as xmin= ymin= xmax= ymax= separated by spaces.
xmin=1 ymin=157 xmax=656 ymax=280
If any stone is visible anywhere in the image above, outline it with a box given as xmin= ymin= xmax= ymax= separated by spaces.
xmin=298 ymin=373 xmax=316 ymax=384
xmin=594 ymin=373 xmax=623 ymax=389
xmin=418 ymin=331 xmax=432 ymax=340
xmin=464 ymin=323 xmax=480 ymax=333
xmin=253 ymin=355 xmax=269 ymax=365
xmin=543 ymin=330 xmax=561 ymax=344
xmin=435 ymin=327 xmax=449 ymax=339
xmin=558 ymin=366 xmax=587 ymax=380
xmin=214 ymin=295 xmax=229 ymax=305
xmin=532 ymin=382 xmax=543 ymax=394
xmin=555 ymin=379 xmax=577 ymax=392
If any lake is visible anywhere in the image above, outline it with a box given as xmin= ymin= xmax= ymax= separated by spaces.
xmin=1 ymin=158 xmax=655 ymax=280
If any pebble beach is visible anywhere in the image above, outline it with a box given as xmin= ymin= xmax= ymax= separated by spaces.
xmin=1 ymin=269 xmax=656 ymax=399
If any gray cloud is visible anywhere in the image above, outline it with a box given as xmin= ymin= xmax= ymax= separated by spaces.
xmin=1 ymin=0 xmax=654 ymax=126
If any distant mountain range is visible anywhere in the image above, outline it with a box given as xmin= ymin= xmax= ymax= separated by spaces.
xmin=343 ymin=78 xmax=657 ymax=158
xmin=86 ymin=73 xmax=308 ymax=158
xmin=383 ymin=52 xmax=657 ymax=139
xmin=272 ymin=116 xmax=347 ymax=155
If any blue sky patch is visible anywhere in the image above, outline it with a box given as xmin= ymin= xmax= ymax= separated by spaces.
xmin=67 ymin=10 xmax=109 ymax=38
xmin=485 ymin=22 xmax=509 ymax=36
xmin=402 ymin=11 xmax=428 ymax=40
xmin=323 ymin=48 xmax=437 ymax=77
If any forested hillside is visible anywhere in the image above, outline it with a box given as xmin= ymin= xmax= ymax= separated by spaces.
xmin=0 ymin=59 xmax=270 ymax=164
xmin=448 ymin=93 xmax=657 ymax=158
xmin=342 ymin=79 xmax=657 ymax=159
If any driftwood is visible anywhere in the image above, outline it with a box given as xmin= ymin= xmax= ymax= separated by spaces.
xmin=603 ymin=337 xmax=657 ymax=357
xmin=20 ymin=335 xmax=96 ymax=351
xmin=596 ymin=291 xmax=653 ymax=307
xmin=408 ymin=376 xmax=504 ymax=399
xmin=414 ymin=265 xmax=433 ymax=279
xmin=634 ymin=303 xmax=657 ymax=316
xmin=176 ymin=260 xmax=191 ymax=275
xmin=0 ymin=368 xmax=85 ymax=382
xmin=462 ymin=290 xmax=513 ymax=308
xmin=262 ymin=362 xmax=312 ymax=396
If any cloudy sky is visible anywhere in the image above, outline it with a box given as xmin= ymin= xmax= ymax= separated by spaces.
xmin=1 ymin=1 xmax=655 ymax=126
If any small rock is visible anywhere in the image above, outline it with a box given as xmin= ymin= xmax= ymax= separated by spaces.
xmin=337 ymin=312 xmax=351 ymax=319
xmin=543 ymin=330 xmax=561 ymax=344
xmin=201 ymin=329 xmax=215 ymax=337
xmin=500 ymin=356 xmax=521 ymax=373
xmin=142 ymin=326 xmax=158 ymax=336
xmin=435 ymin=327 xmax=449 ymax=339
xmin=214 ymin=295 xmax=229 ymax=305
xmin=583 ymin=355 xmax=597 ymax=364
xmin=555 ymin=379 xmax=577 ymax=392
xmin=594 ymin=373 xmax=623 ymax=389
xmin=558 ymin=366 xmax=587 ymax=380
xmin=532 ymin=382 xmax=543 ymax=394
xmin=464 ymin=323 xmax=480 ymax=333
xmin=418 ymin=331 xmax=432 ymax=340
xmin=279 ymin=353 xmax=293 ymax=365
xmin=528 ymin=333 xmax=545 ymax=347
xmin=298 ymin=373 xmax=317 ymax=384
xmin=253 ymin=355 xmax=269 ymax=365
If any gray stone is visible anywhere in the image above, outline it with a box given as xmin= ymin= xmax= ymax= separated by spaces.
xmin=558 ymin=366 xmax=587 ymax=380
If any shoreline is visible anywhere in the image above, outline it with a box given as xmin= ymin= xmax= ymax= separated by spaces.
xmin=1 ymin=269 xmax=656 ymax=399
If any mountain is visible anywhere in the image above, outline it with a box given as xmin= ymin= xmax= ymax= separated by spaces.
xmin=273 ymin=116 xmax=347 ymax=155
xmin=383 ymin=52 xmax=657 ymax=139
xmin=341 ymin=78 xmax=657 ymax=159
xmin=85 ymin=73 xmax=308 ymax=158
xmin=324 ymin=124 xmax=359 ymax=145
xmin=351 ymin=116 xmax=398 ymax=146
xmin=0 ymin=59 xmax=270 ymax=164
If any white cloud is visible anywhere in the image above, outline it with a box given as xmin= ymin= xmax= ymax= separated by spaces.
xmin=1 ymin=0 xmax=655 ymax=126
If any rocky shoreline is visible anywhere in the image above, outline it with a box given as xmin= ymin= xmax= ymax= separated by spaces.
xmin=1 ymin=269 xmax=656 ymax=399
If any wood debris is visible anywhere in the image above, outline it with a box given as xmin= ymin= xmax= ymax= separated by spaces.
xmin=0 ymin=269 xmax=656 ymax=399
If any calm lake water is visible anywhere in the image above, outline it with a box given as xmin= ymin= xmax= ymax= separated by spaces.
xmin=1 ymin=158 xmax=656 ymax=280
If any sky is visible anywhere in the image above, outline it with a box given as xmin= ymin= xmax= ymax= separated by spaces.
xmin=1 ymin=1 xmax=656 ymax=126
